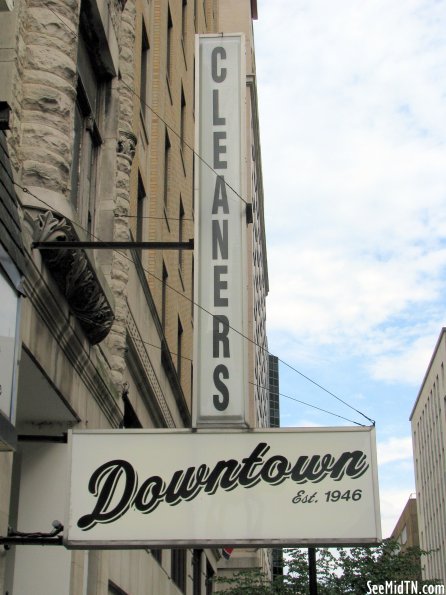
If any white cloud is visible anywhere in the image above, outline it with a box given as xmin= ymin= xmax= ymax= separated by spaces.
xmin=256 ymin=0 xmax=446 ymax=385
xmin=287 ymin=418 xmax=325 ymax=428
xmin=377 ymin=436 xmax=413 ymax=465
xmin=255 ymin=0 xmax=444 ymax=539
xmin=367 ymin=333 xmax=437 ymax=385
xmin=380 ymin=489 xmax=416 ymax=538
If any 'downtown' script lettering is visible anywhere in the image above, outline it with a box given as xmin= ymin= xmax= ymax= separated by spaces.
xmin=77 ymin=442 xmax=369 ymax=530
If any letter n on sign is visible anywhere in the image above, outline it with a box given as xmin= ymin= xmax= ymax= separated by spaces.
xmin=193 ymin=34 xmax=249 ymax=427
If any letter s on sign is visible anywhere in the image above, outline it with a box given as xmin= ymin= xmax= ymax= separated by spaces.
xmin=77 ymin=460 xmax=137 ymax=531
xmin=213 ymin=364 xmax=229 ymax=411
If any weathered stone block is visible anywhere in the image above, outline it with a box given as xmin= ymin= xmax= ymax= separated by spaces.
xmin=27 ymin=8 xmax=78 ymax=48
xmin=22 ymin=159 xmax=67 ymax=193
xmin=25 ymin=45 xmax=76 ymax=82
xmin=22 ymin=82 xmax=72 ymax=118
xmin=24 ymin=69 xmax=76 ymax=100
xmin=22 ymin=122 xmax=71 ymax=162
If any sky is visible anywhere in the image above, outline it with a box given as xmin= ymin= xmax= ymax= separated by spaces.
xmin=253 ymin=0 xmax=446 ymax=537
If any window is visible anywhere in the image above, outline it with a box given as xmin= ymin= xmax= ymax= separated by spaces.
xmin=400 ymin=525 xmax=407 ymax=545
xmin=177 ymin=316 xmax=183 ymax=382
xmin=181 ymin=0 xmax=187 ymax=47
xmin=164 ymin=130 xmax=171 ymax=207
xmin=71 ymin=32 xmax=102 ymax=233
xmin=140 ymin=20 xmax=150 ymax=123
xmin=191 ymin=255 xmax=194 ymax=317
xmin=442 ymin=362 xmax=445 ymax=391
xmin=178 ymin=199 xmax=185 ymax=270
xmin=0 ymin=268 xmax=20 ymax=422
xmin=180 ymin=86 xmax=186 ymax=151
xmin=162 ymin=262 xmax=168 ymax=330
xmin=193 ymin=549 xmax=202 ymax=595
xmin=136 ymin=174 xmax=146 ymax=257
xmin=152 ymin=549 xmax=162 ymax=564
xmin=206 ymin=559 xmax=214 ymax=595
xmin=108 ymin=581 xmax=128 ymax=595
xmin=171 ymin=549 xmax=186 ymax=592
xmin=167 ymin=6 xmax=173 ymax=81
xmin=121 ymin=393 xmax=142 ymax=429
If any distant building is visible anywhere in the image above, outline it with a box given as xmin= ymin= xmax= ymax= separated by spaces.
xmin=268 ymin=355 xmax=280 ymax=428
xmin=268 ymin=354 xmax=283 ymax=579
xmin=410 ymin=328 xmax=446 ymax=586
xmin=214 ymin=0 xmax=271 ymax=586
xmin=390 ymin=495 xmax=420 ymax=575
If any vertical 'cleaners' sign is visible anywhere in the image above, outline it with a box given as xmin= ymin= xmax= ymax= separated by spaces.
xmin=193 ymin=35 xmax=248 ymax=426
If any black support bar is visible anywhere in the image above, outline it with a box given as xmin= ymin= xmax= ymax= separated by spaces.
xmin=308 ymin=547 xmax=318 ymax=595
xmin=0 ymin=536 xmax=63 ymax=547
xmin=32 ymin=239 xmax=194 ymax=251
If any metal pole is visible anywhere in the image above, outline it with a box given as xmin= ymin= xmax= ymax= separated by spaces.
xmin=0 ymin=536 xmax=63 ymax=546
xmin=308 ymin=547 xmax=318 ymax=595
xmin=32 ymin=239 xmax=194 ymax=250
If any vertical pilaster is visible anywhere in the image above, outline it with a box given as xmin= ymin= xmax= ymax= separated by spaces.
xmin=107 ymin=0 xmax=137 ymax=388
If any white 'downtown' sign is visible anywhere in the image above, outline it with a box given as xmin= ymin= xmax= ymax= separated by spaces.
xmin=65 ymin=427 xmax=381 ymax=548
xmin=193 ymin=34 xmax=249 ymax=427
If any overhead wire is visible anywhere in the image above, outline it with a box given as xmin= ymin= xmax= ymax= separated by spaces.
xmin=13 ymin=2 xmax=375 ymax=425
xmin=105 ymin=320 xmax=365 ymax=426
xmin=119 ymin=74 xmax=375 ymax=424
xmin=118 ymin=214 xmax=194 ymax=222
xmin=121 ymin=329 xmax=365 ymax=425
xmin=10 ymin=172 xmax=373 ymax=426
xmin=44 ymin=5 xmax=77 ymax=37
xmin=248 ymin=381 xmax=366 ymax=427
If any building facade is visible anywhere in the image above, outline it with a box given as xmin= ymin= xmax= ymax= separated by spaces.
xmin=214 ymin=0 xmax=270 ymax=583
xmin=390 ymin=495 xmax=420 ymax=553
xmin=268 ymin=354 xmax=283 ymax=580
xmin=390 ymin=495 xmax=421 ymax=579
xmin=220 ymin=0 xmax=270 ymax=432
xmin=0 ymin=0 xmax=269 ymax=593
xmin=410 ymin=329 xmax=446 ymax=586
xmin=268 ymin=355 xmax=280 ymax=429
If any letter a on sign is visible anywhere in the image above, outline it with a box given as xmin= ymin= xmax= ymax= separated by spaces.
xmin=193 ymin=35 xmax=248 ymax=427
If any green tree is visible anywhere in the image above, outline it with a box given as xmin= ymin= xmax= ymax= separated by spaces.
xmin=212 ymin=568 xmax=277 ymax=594
xmin=213 ymin=540 xmax=439 ymax=595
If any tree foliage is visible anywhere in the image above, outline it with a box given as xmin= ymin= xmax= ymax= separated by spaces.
xmin=214 ymin=540 xmax=439 ymax=594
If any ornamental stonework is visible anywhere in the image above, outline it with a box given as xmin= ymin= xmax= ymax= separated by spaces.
xmin=33 ymin=210 xmax=115 ymax=345
xmin=117 ymin=130 xmax=137 ymax=163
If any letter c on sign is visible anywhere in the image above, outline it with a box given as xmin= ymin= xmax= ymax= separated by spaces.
xmin=211 ymin=46 xmax=227 ymax=83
